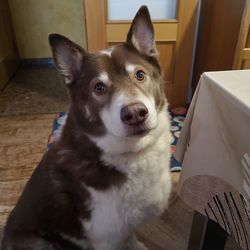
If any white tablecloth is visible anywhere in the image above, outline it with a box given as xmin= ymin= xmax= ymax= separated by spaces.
xmin=175 ymin=70 xmax=250 ymax=249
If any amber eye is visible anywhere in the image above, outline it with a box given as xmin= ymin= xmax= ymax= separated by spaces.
xmin=135 ymin=70 xmax=145 ymax=81
xmin=94 ymin=82 xmax=107 ymax=94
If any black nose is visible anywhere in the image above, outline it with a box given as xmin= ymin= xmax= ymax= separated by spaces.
xmin=120 ymin=103 xmax=148 ymax=125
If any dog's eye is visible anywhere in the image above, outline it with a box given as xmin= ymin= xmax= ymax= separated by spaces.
xmin=135 ymin=70 xmax=145 ymax=81
xmin=94 ymin=82 xmax=107 ymax=94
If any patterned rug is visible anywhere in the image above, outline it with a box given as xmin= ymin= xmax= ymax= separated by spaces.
xmin=169 ymin=107 xmax=187 ymax=171
xmin=48 ymin=108 xmax=187 ymax=172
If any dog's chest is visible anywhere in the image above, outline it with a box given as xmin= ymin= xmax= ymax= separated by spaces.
xmin=83 ymin=140 xmax=171 ymax=246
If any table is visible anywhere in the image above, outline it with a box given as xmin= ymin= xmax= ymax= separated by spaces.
xmin=175 ymin=70 xmax=250 ymax=250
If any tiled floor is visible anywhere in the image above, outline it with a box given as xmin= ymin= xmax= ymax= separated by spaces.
xmin=0 ymin=66 xmax=68 ymax=116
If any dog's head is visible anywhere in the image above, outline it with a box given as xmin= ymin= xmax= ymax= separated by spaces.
xmin=49 ymin=6 xmax=168 ymax=154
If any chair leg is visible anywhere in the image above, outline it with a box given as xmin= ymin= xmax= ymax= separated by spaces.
xmin=188 ymin=210 xmax=228 ymax=250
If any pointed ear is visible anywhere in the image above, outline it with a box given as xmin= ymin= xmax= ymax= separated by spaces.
xmin=126 ymin=6 xmax=158 ymax=57
xmin=48 ymin=33 xmax=85 ymax=86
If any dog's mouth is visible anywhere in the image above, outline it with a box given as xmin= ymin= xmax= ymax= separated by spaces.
xmin=126 ymin=125 xmax=155 ymax=137
xmin=131 ymin=128 xmax=149 ymax=136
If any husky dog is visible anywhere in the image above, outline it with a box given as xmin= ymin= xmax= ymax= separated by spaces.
xmin=2 ymin=6 xmax=171 ymax=250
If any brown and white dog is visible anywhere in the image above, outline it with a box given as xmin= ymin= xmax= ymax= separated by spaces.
xmin=2 ymin=6 xmax=171 ymax=250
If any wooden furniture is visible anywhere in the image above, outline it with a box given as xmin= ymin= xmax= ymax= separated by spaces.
xmin=233 ymin=0 xmax=250 ymax=70
xmin=0 ymin=0 xmax=19 ymax=90
xmin=192 ymin=0 xmax=250 ymax=92
xmin=84 ymin=0 xmax=199 ymax=107
xmin=188 ymin=211 xmax=241 ymax=250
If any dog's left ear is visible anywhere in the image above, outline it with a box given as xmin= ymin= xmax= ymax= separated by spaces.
xmin=127 ymin=6 xmax=157 ymax=57
xmin=49 ymin=33 xmax=86 ymax=86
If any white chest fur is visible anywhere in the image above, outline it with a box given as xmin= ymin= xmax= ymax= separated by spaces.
xmin=84 ymin=125 xmax=171 ymax=250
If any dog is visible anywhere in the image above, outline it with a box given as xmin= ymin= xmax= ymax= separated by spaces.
xmin=2 ymin=6 xmax=171 ymax=250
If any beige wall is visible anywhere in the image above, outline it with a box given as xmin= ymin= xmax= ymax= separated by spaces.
xmin=8 ymin=0 xmax=87 ymax=59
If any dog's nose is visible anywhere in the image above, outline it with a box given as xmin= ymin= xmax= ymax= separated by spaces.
xmin=120 ymin=103 xmax=148 ymax=125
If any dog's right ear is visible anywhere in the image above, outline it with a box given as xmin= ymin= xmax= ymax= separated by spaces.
xmin=49 ymin=34 xmax=86 ymax=86
xmin=126 ymin=6 xmax=157 ymax=57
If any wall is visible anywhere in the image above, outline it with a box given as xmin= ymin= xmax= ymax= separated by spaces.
xmin=0 ymin=0 xmax=19 ymax=89
xmin=8 ymin=0 xmax=87 ymax=59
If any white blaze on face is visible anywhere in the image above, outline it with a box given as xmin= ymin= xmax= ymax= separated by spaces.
xmin=125 ymin=63 xmax=136 ymax=74
xmin=100 ymin=47 xmax=114 ymax=58
xmin=99 ymin=72 xmax=109 ymax=83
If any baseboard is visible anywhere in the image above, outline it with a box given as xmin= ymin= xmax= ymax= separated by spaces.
xmin=20 ymin=58 xmax=55 ymax=67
